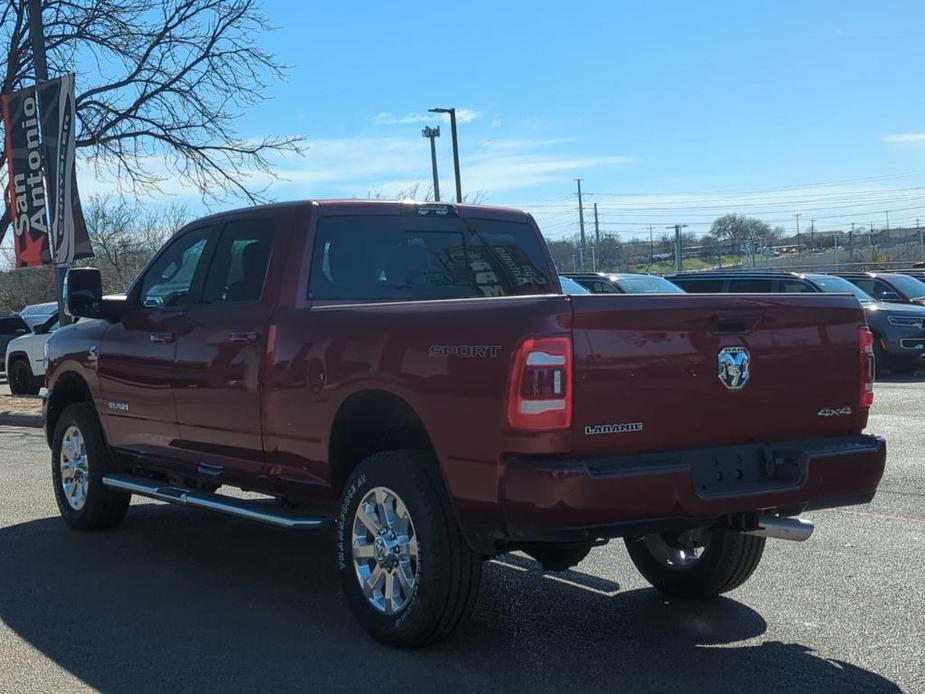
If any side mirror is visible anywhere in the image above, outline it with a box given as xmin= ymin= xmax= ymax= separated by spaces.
xmin=33 ymin=322 xmax=50 ymax=335
xmin=64 ymin=268 xmax=103 ymax=319
xmin=880 ymin=291 xmax=903 ymax=303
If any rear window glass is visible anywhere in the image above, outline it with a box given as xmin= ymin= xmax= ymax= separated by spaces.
xmin=885 ymin=275 xmax=925 ymax=299
xmin=672 ymin=278 xmax=724 ymax=293
xmin=614 ymin=276 xmax=685 ymax=294
xmin=308 ymin=214 xmax=553 ymax=301
xmin=806 ymin=275 xmax=873 ymax=302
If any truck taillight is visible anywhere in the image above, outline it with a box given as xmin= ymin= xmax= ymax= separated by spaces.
xmin=506 ymin=336 xmax=573 ymax=431
xmin=859 ymin=327 xmax=875 ymax=410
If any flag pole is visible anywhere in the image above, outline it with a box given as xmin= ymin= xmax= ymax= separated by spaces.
xmin=27 ymin=0 xmax=69 ymax=325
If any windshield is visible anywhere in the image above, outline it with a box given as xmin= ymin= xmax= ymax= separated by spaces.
xmin=614 ymin=275 xmax=685 ymax=294
xmin=806 ymin=275 xmax=874 ymax=303
xmin=559 ymin=276 xmax=591 ymax=294
xmin=885 ymin=275 xmax=925 ymax=299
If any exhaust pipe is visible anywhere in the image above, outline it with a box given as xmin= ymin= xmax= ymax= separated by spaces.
xmin=743 ymin=514 xmax=814 ymax=542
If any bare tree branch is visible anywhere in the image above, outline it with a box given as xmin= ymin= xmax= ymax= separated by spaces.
xmin=0 ymin=0 xmax=305 ymax=243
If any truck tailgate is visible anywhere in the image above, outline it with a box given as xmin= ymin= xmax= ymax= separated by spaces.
xmin=569 ymin=293 xmax=868 ymax=457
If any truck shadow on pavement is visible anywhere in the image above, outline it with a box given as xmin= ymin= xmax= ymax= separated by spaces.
xmin=0 ymin=503 xmax=901 ymax=694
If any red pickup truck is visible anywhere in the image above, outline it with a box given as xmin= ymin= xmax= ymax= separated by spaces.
xmin=45 ymin=200 xmax=885 ymax=647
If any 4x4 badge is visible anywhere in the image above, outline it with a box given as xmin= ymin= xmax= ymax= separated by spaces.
xmin=718 ymin=346 xmax=750 ymax=390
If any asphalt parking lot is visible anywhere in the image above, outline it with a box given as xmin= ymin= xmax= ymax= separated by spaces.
xmin=0 ymin=378 xmax=923 ymax=693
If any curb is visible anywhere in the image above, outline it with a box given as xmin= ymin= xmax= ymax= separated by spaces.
xmin=0 ymin=412 xmax=43 ymax=429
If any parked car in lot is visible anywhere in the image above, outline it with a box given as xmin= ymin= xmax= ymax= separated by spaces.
xmin=837 ymin=271 xmax=925 ymax=307
xmin=669 ymin=271 xmax=925 ymax=374
xmin=562 ymin=272 xmax=685 ymax=294
xmin=4 ymin=303 xmax=60 ymax=394
xmin=45 ymin=200 xmax=885 ymax=647
xmin=666 ymin=271 xmax=813 ymax=294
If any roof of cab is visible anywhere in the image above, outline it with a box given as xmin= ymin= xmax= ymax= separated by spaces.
xmin=562 ymin=272 xmax=665 ymax=281
xmin=179 ymin=199 xmax=534 ymax=228
xmin=666 ymin=270 xmax=803 ymax=279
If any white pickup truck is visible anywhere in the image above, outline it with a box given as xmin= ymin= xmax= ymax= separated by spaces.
xmin=5 ymin=302 xmax=59 ymax=395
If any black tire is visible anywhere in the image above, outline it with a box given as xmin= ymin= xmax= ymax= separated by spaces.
xmin=873 ymin=339 xmax=889 ymax=378
xmin=336 ymin=450 xmax=481 ymax=648
xmin=8 ymin=357 xmax=38 ymax=395
xmin=51 ymin=402 xmax=130 ymax=531
xmin=625 ymin=529 xmax=765 ymax=598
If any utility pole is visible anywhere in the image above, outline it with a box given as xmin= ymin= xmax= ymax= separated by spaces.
xmin=429 ymin=107 xmax=462 ymax=202
xmin=27 ymin=0 xmax=69 ymax=326
xmin=794 ymin=213 xmax=802 ymax=254
xmin=648 ymin=225 xmax=654 ymax=264
xmin=885 ymin=211 xmax=890 ymax=234
xmin=666 ymin=223 xmax=688 ymax=272
xmin=918 ymin=218 xmax=923 ymax=261
xmin=593 ymin=202 xmax=600 ymax=246
xmin=849 ymin=223 xmax=855 ymax=257
xmin=576 ymin=179 xmax=586 ymax=249
xmin=421 ymin=126 xmax=441 ymax=202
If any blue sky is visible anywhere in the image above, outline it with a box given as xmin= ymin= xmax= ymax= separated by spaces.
xmin=96 ymin=1 xmax=925 ymax=240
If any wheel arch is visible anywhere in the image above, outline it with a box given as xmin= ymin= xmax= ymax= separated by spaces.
xmin=328 ymin=389 xmax=436 ymax=492
xmin=6 ymin=350 xmax=28 ymax=370
xmin=45 ymin=371 xmax=96 ymax=447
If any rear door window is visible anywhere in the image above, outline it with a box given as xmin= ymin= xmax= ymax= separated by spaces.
xmin=309 ymin=214 xmax=553 ymax=301
xmin=202 ymin=220 xmax=274 ymax=304
xmin=588 ymin=280 xmax=619 ymax=293
xmin=777 ymin=279 xmax=815 ymax=292
xmin=850 ymin=278 xmax=881 ymax=298
xmin=725 ymin=279 xmax=774 ymax=293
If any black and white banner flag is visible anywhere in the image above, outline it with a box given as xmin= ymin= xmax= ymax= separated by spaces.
xmin=38 ymin=74 xmax=91 ymax=265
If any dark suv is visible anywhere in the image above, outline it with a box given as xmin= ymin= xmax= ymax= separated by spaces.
xmin=837 ymin=272 xmax=925 ymax=307
xmin=669 ymin=271 xmax=925 ymax=373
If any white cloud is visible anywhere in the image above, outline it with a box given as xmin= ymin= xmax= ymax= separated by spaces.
xmin=71 ymin=129 xmax=634 ymax=208
xmin=882 ymin=133 xmax=925 ymax=147
xmin=244 ymin=134 xmax=634 ymax=200
xmin=373 ymin=108 xmax=479 ymax=126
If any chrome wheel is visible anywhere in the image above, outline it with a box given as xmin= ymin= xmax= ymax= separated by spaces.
xmin=352 ymin=486 xmax=419 ymax=614
xmin=642 ymin=529 xmax=710 ymax=570
xmin=59 ymin=425 xmax=89 ymax=511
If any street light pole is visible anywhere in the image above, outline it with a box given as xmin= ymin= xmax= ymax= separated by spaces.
xmin=429 ymin=107 xmax=462 ymax=202
xmin=27 ymin=0 xmax=69 ymax=325
xmin=421 ymin=126 xmax=441 ymax=202
xmin=576 ymin=178 xmax=586 ymax=249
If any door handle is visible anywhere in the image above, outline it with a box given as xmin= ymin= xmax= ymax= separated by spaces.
xmin=228 ymin=331 xmax=259 ymax=344
xmin=149 ymin=333 xmax=176 ymax=344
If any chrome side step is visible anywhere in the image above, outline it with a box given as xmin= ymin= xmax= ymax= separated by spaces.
xmin=102 ymin=474 xmax=332 ymax=530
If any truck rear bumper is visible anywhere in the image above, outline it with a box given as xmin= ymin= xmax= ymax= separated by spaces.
xmin=500 ymin=435 xmax=886 ymax=544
